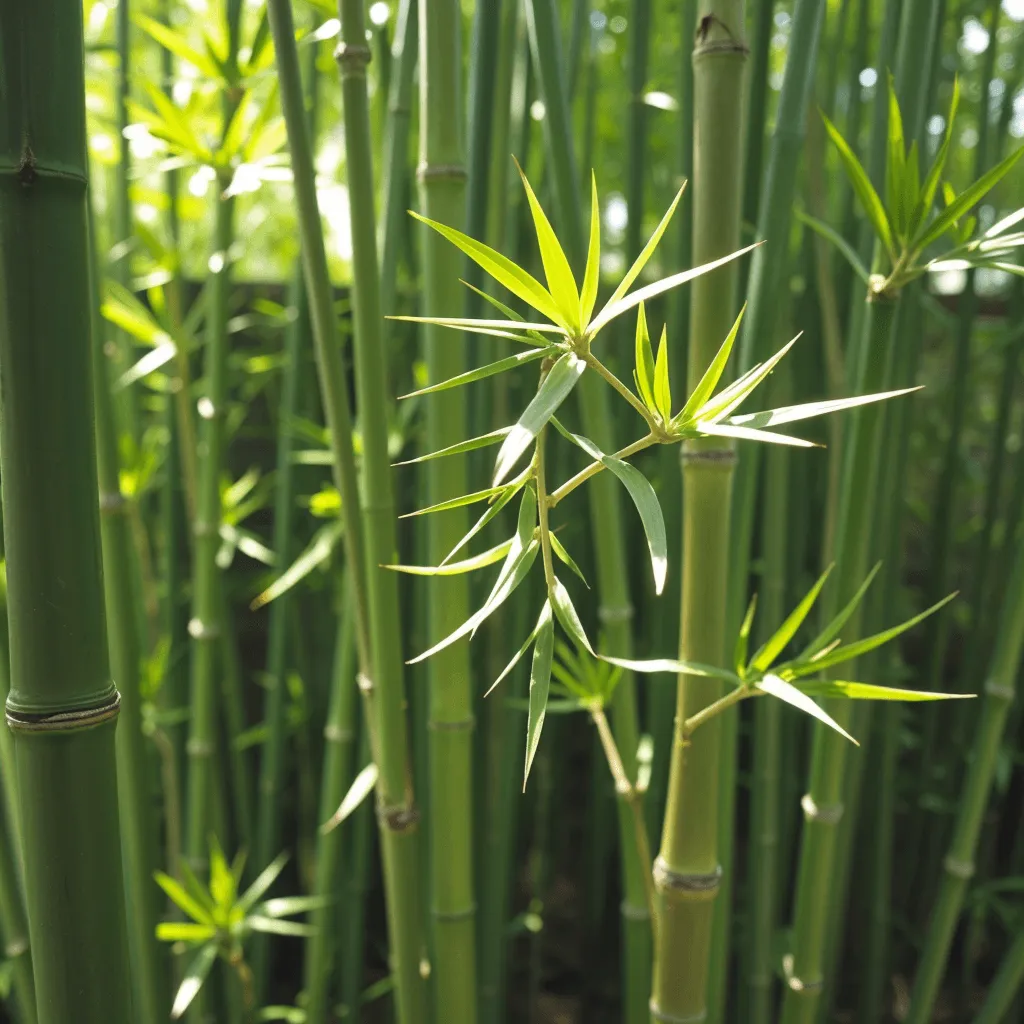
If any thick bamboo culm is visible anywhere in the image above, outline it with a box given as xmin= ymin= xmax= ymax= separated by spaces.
xmin=0 ymin=3 xmax=134 ymax=1021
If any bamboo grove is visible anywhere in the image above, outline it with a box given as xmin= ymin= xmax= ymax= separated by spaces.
xmin=2 ymin=0 xmax=1024 ymax=1022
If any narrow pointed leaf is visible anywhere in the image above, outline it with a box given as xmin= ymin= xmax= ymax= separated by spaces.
xmin=251 ymin=522 xmax=342 ymax=610
xmin=171 ymin=944 xmax=218 ymax=1018
xmin=247 ymin=917 xmax=315 ymax=938
xmin=388 ymin=315 xmax=561 ymax=345
xmin=321 ymin=763 xmax=379 ymax=834
xmin=634 ymin=302 xmax=656 ymax=411
xmin=589 ymin=242 xmax=759 ymax=338
xmin=485 ymin=606 xmax=546 ymax=698
xmin=439 ymin=481 xmax=524 ymax=566
xmin=886 ymin=77 xmax=907 ymax=239
xmin=568 ymin=432 xmax=667 ymax=593
xmin=156 ymin=922 xmax=216 ymax=943
xmin=728 ymin=387 xmax=920 ymax=430
xmin=135 ymin=14 xmax=224 ymax=80
xmin=550 ymin=577 xmax=594 ymax=655
xmin=409 ymin=211 xmax=567 ymax=326
xmin=580 ymin=172 xmax=602 ymax=325
xmin=695 ymin=337 xmax=798 ymax=424
xmin=794 ymin=679 xmax=973 ymax=702
xmin=550 ymin=532 xmax=588 ymax=586
xmin=694 ymin=422 xmax=816 ymax=448
xmin=984 ymin=206 xmax=1024 ymax=239
xmin=258 ymin=895 xmax=330 ymax=918
xmin=154 ymin=872 xmax=216 ymax=925
xmin=384 ymin=539 xmax=513 ymax=577
xmin=790 ymin=593 xmax=957 ymax=677
xmin=401 ymin=480 xmax=518 ymax=518
xmin=393 ymin=428 xmax=511 ymax=466
xmin=796 ymin=211 xmax=871 ymax=285
xmin=822 ymin=111 xmax=895 ymax=260
xmin=757 ymin=673 xmax=859 ymax=745
xmin=516 ymin=161 xmax=580 ymax=330
xmin=599 ymin=654 xmax=742 ymax=686
xmin=750 ymin=566 xmax=832 ymax=672
xmin=493 ymin=353 xmax=586 ymax=485
xmin=603 ymin=181 xmax=686 ymax=310
xmin=910 ymin=77 xmax=959 ymax=238
xmin=735 ymin=594 xmax=758 ymax=675
xmin=117 ymin=341 xmax=178 ymax=389
xmin=238 ymin=853 xmax=289 ymax=913
xmin=524 ymin=602 xmax=555 ymax=788
xmin=654 ymin=323 xmax=672 ymax=421
xmin=398 ymin=348 xmax=552 ymax=399
xmin=795 ymin=563 xmax=881 ymax=661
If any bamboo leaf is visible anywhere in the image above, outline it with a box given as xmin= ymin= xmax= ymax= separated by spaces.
xmin=910 ymin=77 xmax=960 ymax=239
xmin=568 ymin=432 xmax=668 ymax=594
xmin=476 ymin=485 xmax=538 ymax=627
xmin=397 ymin=348 xmax=552 ymax=399
xmin=237 ymin=853 xmax=289 ymax=914
xmin=793 ymin=679 xmax=973 ymax=702
xmin=258 ymin=895 xmax=330 ymax=918
xmin=750 ymin=566 xmax=833 ymax=672
xmin=796 ymin=564 xmax=882 ymax=661
xmin=694 ymin=336 xmax=798 ymax=424
xmin=984 ymin=206 xmax=1024 ymax=239
xmin=735 ymin=594 xmax=757 ymax=675
xmin=247 ymin=917 xmax=315 ymax=938
xmin=580 ymin=172 xmax=602 ymax=325
xmin=171 ymin=944 xmax=218 ymax=1018
xmin=634 ymin=302 xmax=656 ymax=412
xmin=677 ymin=304 xmax=746 ymax=424
xmin=250 ymin=522 xmax=342 ymax=610
xmin=439 ymin=481 xmax=524 ymax=566
xmin=485 ymin=605 xmax=547 ymax=698
xmin=408 ymin=541 xmax=540 ymax=664
xmin=102 ymin=279 xmax=175 ymax=347
xmin=789 ymin=593 xmax=957 ymax=677
xmin=384 ymin=539 xmax=513 ymax=577
xmin=550 ymin=577 xmax=594 ymax=655
xmin=388 ymin=314 xmax=563 ymax=345
xmin=154 ymin=872 xmax=216 ymax=926
xmin=135 ymin=14 xmax=225 ymax=80
xmin=796 ymin=211 xmax=871 ymax=285
xmin=693 ymin=422 xmax=817 ymax=448
xmin=821 ymin=110 xmax=895 ymax=261
xmin=393 ymin=428 xmax=511 ymax=466
xmin=654 ymin=323 xmax=672 ymax=421
xmin=209 ymin=835 xmax=236 ymax=907
xmin=524 ymin=602 xmax=555 ymax=788
xmin=727 ymin=387 xmax=920 ymax=430
xmin=493 ymin=353 xmax=586 ymax=485
xmin=550 ymin=532 xmax=588 ymax=587
xmin=409 ymin=211 xmax=567 ymax=327
xmin=156 ymin=922 xmax=216 ymax=943
xmin=401 ymin=480 xmax=521 ymax=519
xmin=516 ymin=160 xmax=581 ymax=331
xmin=320 ymin=763 xmax=379 ymax=834
xmin=588 ymin=242 xmax=760 ymax=339
xmin=599 ymin=654 xmax=742 ymax=686
xmin=886 ymin=76 xmax=907 ymax=240
xmin=913 ymin=144 xmax=1024 ymax=256
xmin=757 ymin=673 xmax=859 ymax=745
xmin=117 ymin=341 xmax=178 ymax=389
xmin=603 ymin=181 xmax=686 ymax=310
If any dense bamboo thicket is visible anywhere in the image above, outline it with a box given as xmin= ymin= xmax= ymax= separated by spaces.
xmin=2 ymin=0 xmax=1024 ymax=1022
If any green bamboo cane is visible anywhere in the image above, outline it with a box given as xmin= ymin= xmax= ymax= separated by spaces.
xmin=625 ymin=0 xmax=651 ymax=267
xmin=305 ymin=585 xmax=359 ymax=1024
xmin=0 ymin=778 xmax=34 ymax=1024
xmin=417 ymin=1 xmax=479 ymax=1018
xmin=0 ymin=578 xmax=21 ymax=862
xmin=269 ymin=2 xmax=426 ymax=1019
xmin=741 ymin=0 xmax=776 ymax=236
xmin=0 ymin=5 xmax=134 ymax=1022
xmin=90 ymin=218 xmax=167 ymax=1024
xmin=904 ymin=527 xmax=1024 ymax=1023
xmin=651 ymin=6 xmax=747 ymax=1022
xmin=524 ymin=2 xmax=652 ymax=1019
xmin=973 ymin=925 xmax=1024 ymax=1024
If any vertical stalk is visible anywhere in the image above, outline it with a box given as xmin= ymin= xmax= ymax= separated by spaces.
xmin=524 ymin=2 xmax=652 ymax=1019
xmin=972 ymin=925 xmax=1024 ymax=1024
xmin=91 ymin=217 xmax=167 ymax=1024
xmin=741 ymin=0 xmax=775 ymax=234
xmin=625 ymin=0 xmax=651 ymax=266
xmin=0 ymin=4 xmax=134 ymax=1021
xmin=904 ymin=531 xmax=1024 ymax=1024
xmin=418 ymin=1 xmax=478 ymax=1020
xmin=650 ymin=5 xmax=747 ymax=1023
xmin=0 ymin=781 xmax=34 ymax=1024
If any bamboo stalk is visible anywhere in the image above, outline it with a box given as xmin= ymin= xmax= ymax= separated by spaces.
xmin=649 ymin=5 xmax=747 ymax=1022
xmin=524 ymin=2 xmax=653 ymax=1018
xmin=0 ymin=4 xmax=134 ymax=1021
xmin=973 ymin=924 xmax=1024 ymax=1024
xmin=90 ymin=215 xmax=168 ymax=1024
xmin=418 ymin=0 xmax=479 ymax=1018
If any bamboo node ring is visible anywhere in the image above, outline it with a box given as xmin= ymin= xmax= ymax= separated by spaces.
xmin=620 ymin=899 xmax=650 ymax=921
xmin=649 ymin=1001 xmax=707 ymax=1023
xmin=598 ymin=603 xmax=634 ymax=624
xmin=188 ymin=617 xmax=222 ymax=640
xmin=428 ymin=714 xmax=476 ymax=731
xmin=801 ymin=793 xmax=844 ymax=825
xmin=653 ymin=857 xmax=721 ymax=896
xmin=323 ymin=723 xmax=354 ymax=743
xmin=333 ymin=42 xmax=372 ymax=69
xmin=356 ymin=671 xmax=374 ymax=694
xmin=432 ymin=902 xmax=477 ymax=922
xmin=416 ymin=162 xmax=468 ymax=183
xmin=943 ymin=855 xmax=974 ymax=880
xmin=681 ymin=446 xmax=736 ymax=466
xmin=984 ymin=679 xmax=1015 ymax=702
xmin=6 ymin=691 xmax=120 ymax=733
xmin=782 ymin=953 xmax=823 ymax=992
xmin=186 ymin=738 xmax=215 ymax=756
xmin=192 ymin=518 xmax=218 ymax=539
xmin=378 ymin=802 xmax=420 ymax=833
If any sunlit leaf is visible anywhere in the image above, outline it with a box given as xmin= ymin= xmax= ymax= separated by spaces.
xmin=795 ymin=563 xmax=881 ymax=661
xmin=634 ymin=302 xmax=656 ymax=412
xmin=735 ymin=594 xmax=758 ymax=675
xmin=524 ymin=602 xmax=555 ymax=788
xmin=580 ymin=172 xmax=602 ymax=326
xmin=385 ymin=539 xmax=513 ymax=577
xmin=237 ymin=853 xmax=289 ymax=914
xmin=550 ymin=532 xmax=588 ymax=587
xmin=154 ymin=872 xmax=215 ymax=926
xmin=794 ymin=679 xmax=973 ymax=702
xmin=156 ymin=922 xmax=216 ymax=943
xmin=910 ymin=77 xmax=960 ymax=238
xmin=550 ymin=577 xmax=594 ymax=655
xmin=750 ymin=566 xmax=832 ymax=672
xmin=171 ymin=944 xmax=218 ymax=1019
xmin=439 ymin=480 xmax=525 ymax=566
xmin=135 ymin=14 xmax=225 ymax=81
xmin=247 ymin=917 xmax=315 ymax=937
xmin=654 ymin=324 xmax=672 ymax=421
xmin=757 ymin=673 xmax=858 ymax=745
xmin=250 ymin=522 xmax=342 ymax=610
xmin=397 ymin=348 xmax=552 ymax=399
xmin=797 ymin=211 xmax=871 ymax=286
xmin=727 ymin=387 xmax=920 ymax=430
xmin=321 ymin=763 xmax=379 ymax=834
xmin=393 ymin=428 xmax=511 ymax=466
xmin=599 ymin=655 xmax=742 ymax=686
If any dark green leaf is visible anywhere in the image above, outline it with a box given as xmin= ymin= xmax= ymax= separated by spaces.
xmin=524 ymin=603 xmax=555 ymax=788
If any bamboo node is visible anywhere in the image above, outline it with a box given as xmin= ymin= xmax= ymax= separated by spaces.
xmin=598 ymin=603 xmax=634 ymax=624
xmin=416 ymin=162 xmax=468 ymax=183
xmin=357 ymin=672 xmax=374 ymax=695
xmin=984 ymin=679 xmax=1015 ymax=702
xmin=680 ymin=446 xmax=736 ymax=466
xmin=620 ymin=899 xmax=650 ymax=922
xmin=782 ymin=953 xmax=823 ymax=992
xmin=652 ymin=857 xmax=721 ymax=899
xmin=648 ymin=1000 xmax=707 ymax=1023
xmin=377 ymin=802 xmax=420 ymax=833
xmin=6 ymin=691 xmax=120 ymax=733
xmin=333 ymin=42 xmax=372 ymax=71
xmin=186 ymin=738 xmax=215 ymax=756
xmin=428 ymin=714 xmax=476 ymax=732
xmin=193 ymin=518 xmax=218 ymax=539
xmin=323 ymin=723 xmax=354 ymax=743
xmin=188 ymin=617 xmax=221 ymax=640
xmin=943 ymin=855 xmax=975 ymax=881
xmin=801 ymin=793 xmax=844 ymax=825
xmin=432 ymin=902 xmax=477 ymax=922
